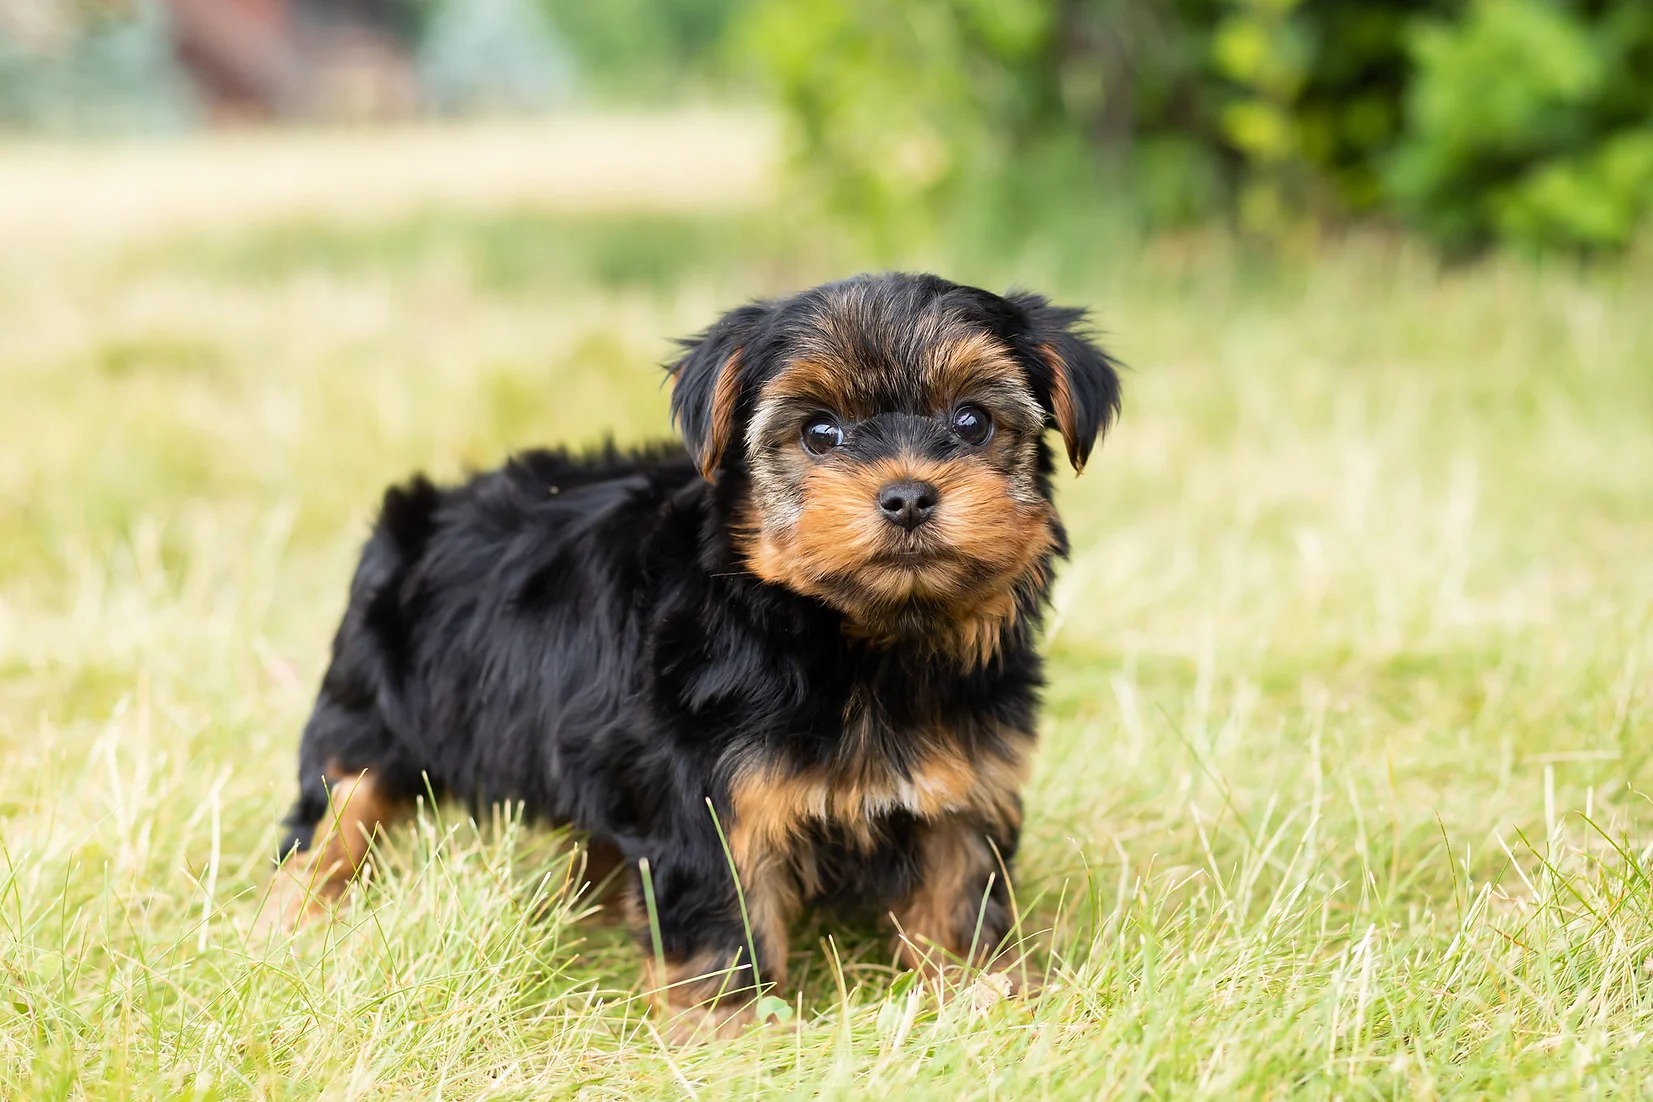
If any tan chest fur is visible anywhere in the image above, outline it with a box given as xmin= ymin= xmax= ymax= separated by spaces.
xmin=725 ymin=704 xmax=1030 ymax=869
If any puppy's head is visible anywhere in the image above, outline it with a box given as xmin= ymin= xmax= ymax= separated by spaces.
xmin=669 ymin=273 xmax=1120 ymax=660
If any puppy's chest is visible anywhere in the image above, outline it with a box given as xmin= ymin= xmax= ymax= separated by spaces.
xmin=728 ymin=693 xmax=1028 ymax=857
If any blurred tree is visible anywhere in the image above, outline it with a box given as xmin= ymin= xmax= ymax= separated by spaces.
xmin=740 ymin=0 xmax=1653 ymax=253
xmin=1389 ymin=0 xmax=1653 ymax=252
xmin=166 ymin=0 xmax=421 ymax=122
xmin=537 ymin=0 xmax=742 ymax=99
xmin=0 ymin=0 xmax=194 ymax=131
xmin=418 ymin=0 xmax=573 ymax=113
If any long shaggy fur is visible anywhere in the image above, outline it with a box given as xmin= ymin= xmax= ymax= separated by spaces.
xmin=263 ymin=272 xmax=1121 ymax=1039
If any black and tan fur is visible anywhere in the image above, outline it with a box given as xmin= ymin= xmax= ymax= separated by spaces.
xmin=258 ymin=272 xmax=1121 ymax=1039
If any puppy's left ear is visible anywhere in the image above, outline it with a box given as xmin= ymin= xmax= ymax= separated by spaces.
xmin=667 ymin=301 xmax=771 ymax=481
xmin=1006 ymin=292 xmax=1122 ymax=474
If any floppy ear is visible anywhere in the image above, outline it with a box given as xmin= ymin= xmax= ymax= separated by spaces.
xmin=1005 ymin=292 xmax=1122 ymax=474
xmin=667 ymin=302 xmax=771 ymax=481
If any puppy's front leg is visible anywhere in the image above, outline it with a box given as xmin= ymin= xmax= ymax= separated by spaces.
xmin=255 ymin=768 xmax=402 ymax=936
xmin=625 ymin=838 xmax=793 ymax=1043
xmin=891 ymin=815 xmax=1019 ymax=981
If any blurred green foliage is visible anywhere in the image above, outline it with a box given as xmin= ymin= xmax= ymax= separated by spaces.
xmin=7 ymin=0 xmax=1651 ymax=255
xmin=741 ymin=0 xmax=1653 ymax=254
xmin=417 ymin=0 xmax=744 ymax=100
xmin=1390 ymin=0 xmax=1653 ymax=251
xmin=536 ymin=0 xmax=741 ymax=98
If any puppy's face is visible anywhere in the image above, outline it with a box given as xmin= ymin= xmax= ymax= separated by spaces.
xmin=670 ymin=274 xmax=1120 ymax=655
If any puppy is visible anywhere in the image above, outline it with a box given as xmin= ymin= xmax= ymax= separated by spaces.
xmin=258 ymin=272 xmax=1121 ymax=1038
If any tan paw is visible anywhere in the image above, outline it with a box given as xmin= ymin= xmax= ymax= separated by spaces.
xmin=656 ymin=999 xmax=755 ymax=1044
xmin=249 ymin=860 xmax=346 ymax=939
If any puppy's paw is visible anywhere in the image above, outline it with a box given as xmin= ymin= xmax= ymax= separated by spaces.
xmin=983 ymin=953 xmax=1046 ymax=999
xmin=656 ymin=1000 xmax=755 ymax=1044
xmin=904 ymin=951 xmax=1046 ymax=1007
xmin=249 ymin=861 xmax=345 ymax=939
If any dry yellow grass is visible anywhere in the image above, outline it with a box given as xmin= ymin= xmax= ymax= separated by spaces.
xmin=0 ymin=108 xmax=776 ymax=246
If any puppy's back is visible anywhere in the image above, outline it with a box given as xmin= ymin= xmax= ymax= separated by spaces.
xmin=285 ymin=444 xmax=707 ymax=837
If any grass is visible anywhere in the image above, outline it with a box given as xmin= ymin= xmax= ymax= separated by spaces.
xmin=2 ymin=117 xmax=1651 ymax=1099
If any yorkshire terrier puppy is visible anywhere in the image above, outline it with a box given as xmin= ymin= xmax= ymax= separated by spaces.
xmin=258 ymin=272 xmax=1121 ymax=1038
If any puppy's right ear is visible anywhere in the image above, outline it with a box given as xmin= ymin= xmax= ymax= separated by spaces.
xmin=667 ymin=302 xmax=771 ymax=481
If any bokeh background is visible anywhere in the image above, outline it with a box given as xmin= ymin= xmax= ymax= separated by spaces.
xmin=7 ymin=0 xmax=1653 ymax=253
xmin=3 ymin=1 xmax=1652 ymax=1098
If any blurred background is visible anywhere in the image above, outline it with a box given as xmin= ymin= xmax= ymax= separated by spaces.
xmin=4 ymin=0 xmax=1653 ymax=255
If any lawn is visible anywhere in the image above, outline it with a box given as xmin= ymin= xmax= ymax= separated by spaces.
xmin=2 ymin=116 xmax=1651 ymax=1099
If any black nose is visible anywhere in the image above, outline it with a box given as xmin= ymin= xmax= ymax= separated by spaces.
xmin=877 ymin=479 xmax=939 ymax=531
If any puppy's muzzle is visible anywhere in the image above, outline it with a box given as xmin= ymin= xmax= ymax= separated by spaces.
xmin=877 ymin=479 xmax=939 ymax=531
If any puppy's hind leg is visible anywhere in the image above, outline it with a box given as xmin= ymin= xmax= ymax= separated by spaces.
xmin=254 ymin=765 xmax=406 ymax=936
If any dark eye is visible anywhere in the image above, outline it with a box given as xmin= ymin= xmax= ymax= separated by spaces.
xmin=802 ymin=416 xmax=845 ymax=455
xmin=951 ymin=404 xmax=993 ymax=446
